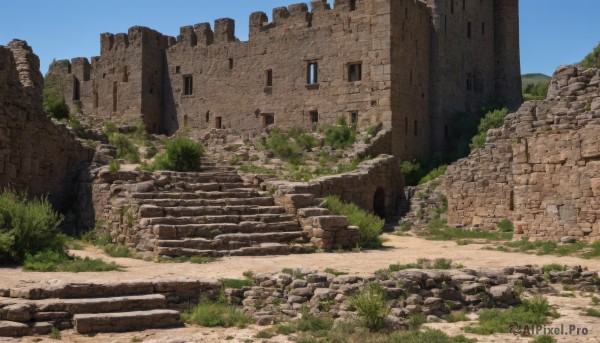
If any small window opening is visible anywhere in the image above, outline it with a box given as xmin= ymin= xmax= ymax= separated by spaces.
xmin=266 ymin=69 xmax=273 ymax=87
xmin=310 ymin=111 xmax=319 ymax=130
xmin=414 ymin=120 xmax=418 ymax=136
xmin=350 ymin=111 xmax=358 ymax=125
xmin=215 ymin=116 xmax=222 ymax=129
xmin=112 ymin=82 xmax=118 ymax=112
xmin=228 ymin=58 xmax=233 ymax=70
xmin=348 ymin=62 xmax=362 ymax=82
xmin=183 ymin=115 xmax=188 ymax=127
xmin=467 ymin=21 xmax=472 ymax=39
xmin=205 ymin=111 xmax=210 ymax=123
xmin=482 ymin=22 xmax=485 ymax=35
xmin=405 ymin=117 xmax=408 ymax=135
xmin=371 ymin=100 xmax=377 ymax=107
xmin=307 ymin=61 xmax=318 ymax=84
xmin=445 ymin=125 xmax=449 ymax=138
xmin=466 ymin=73 xmax=472 ymax=91
xmin=121 ymin=66 xmax=129 ymax=82
xmin=410 ymin=69 xmax=413 ymax=84
xmin=463 ymin=0 xmax=465 ymax=10
xmin=183 ymin=75 xmax=193 ymax=95
xmin=350 ymin=0 xmax=356 ymax=11
xmin=73 ymin=77 xmax=80 ymax=101
xmin=93 ymin=92 xmax=98 ymax=109
xmin=262 ymin=114 xmax=275 ymax=128
xmin=451 ymin=0 xmax=454 ymax=14
xmin=175 ymin=66 xmax=181 ymax=74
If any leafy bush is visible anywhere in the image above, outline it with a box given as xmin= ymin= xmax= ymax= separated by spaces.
xmin=182 ymin=298 xmax=253 ymax=328
xmin=469 ymin=108 xmax=509 ymax=150
xmin=0 ymin=190 xmax=66 ymax=264
xmin=296 ymin=133 xmax=318 ymax=151
xmin=497 ymin=219 xmax=514 ymax=233
xmin=579 ymin=42 xmax=600 ymax=68
xmin=43 ymin=91 xmax=69 ymax=120
xmin=265 ymin=129 xmax=304 ymax=165
xmin=324 ymin=196 xmax=384 ymax=249
xmin=465 ymin=294 xmax=556 ymax=335
xmin=152 ymin=136 xmax=204 ymax=172
xmin=349 ymin=283 xmax=390 ymax=331
xmin=109 ymin=133 xmax=140 ymax=163
xmin=321 ymin=118 xmax=356 ymax=149
xmin=103 ymin=121 xmax=118 ymax=137
xmin=23 ymin=250 xmax=120 ymax=272
xmin=418 ymin=165 xmax=447 ymax=185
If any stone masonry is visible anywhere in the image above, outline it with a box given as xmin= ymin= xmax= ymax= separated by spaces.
xmin=442 ymin=65 xmax=600 ymax=241
xmin=0 ymin=40 xmax=94 ymax=210
xmin=48 ymin=0 xmax=522 ymax=161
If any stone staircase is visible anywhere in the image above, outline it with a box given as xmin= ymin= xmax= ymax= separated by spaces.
xmin=0 ymin=279 xmax=220 ymax=337
xmin=102 ymin=170 xmax=315 ymax=257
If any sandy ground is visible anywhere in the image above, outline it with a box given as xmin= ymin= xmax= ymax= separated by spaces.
xmin=2 ymin=234 xmax=600 ymax=342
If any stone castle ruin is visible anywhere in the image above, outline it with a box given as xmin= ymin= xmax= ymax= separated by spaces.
xmin=47 ymin=0 xmax=522 ymax=161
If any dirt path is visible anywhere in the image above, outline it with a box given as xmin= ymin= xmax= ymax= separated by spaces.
xmin=3 ymin=235 xmax=600 ymax=342
xmin=4 ymin=235 xmax=600 ymax=289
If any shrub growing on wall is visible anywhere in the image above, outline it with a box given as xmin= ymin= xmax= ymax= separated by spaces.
xmin=153 ymin=136 xmax=204 ymax=172
xmin=324 ymin=196 xmax=384 ymax=249
xmin=0 ymin=190 xmax=66 ymax=264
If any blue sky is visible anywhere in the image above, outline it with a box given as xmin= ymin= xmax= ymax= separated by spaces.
xmin=1 ymin=0 xmax=599 ymax=76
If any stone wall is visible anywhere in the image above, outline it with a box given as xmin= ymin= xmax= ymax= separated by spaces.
xmin=442 ymin=65 xmax=600 ymax=241
xmin=0 ymin=40 xmax=94 ymax=210
xmin=47 ymin=0 xmax=522 ymax=162
xmin=266 ymin=154 xmax=403 ymax=218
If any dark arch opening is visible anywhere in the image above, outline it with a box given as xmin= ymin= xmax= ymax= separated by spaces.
xmin=373 ymin=187 xmax=386 ymax=219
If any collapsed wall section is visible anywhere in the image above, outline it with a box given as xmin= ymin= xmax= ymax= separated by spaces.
xmin=442 ymin=66 xmax=600 ymax=241
xmin=0 ymin=40 xmax=94 ymax=210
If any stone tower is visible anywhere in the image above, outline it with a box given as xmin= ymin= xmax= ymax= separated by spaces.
xmin=494 ymin=0 xmax=523 ymax=111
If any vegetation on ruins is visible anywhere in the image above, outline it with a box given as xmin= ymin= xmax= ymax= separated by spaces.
xmin=579 ymin=41 xmax=600 ymax=68
xmin=109 ymin=133 xmax=141 ymax=163
xmin=492 ymin=236 xmax=600 ymax=259
xmin=348 ymin=283 xmax=390 ymax=331
xmin=319 ymin=117 xmax=357 ymax=149
xmin=151 ymin=136 xmax=204 ymax=172
xmin=465 ymin=294 xmax=558 ymax=335
xmin=23 ymin=249 xmax=120 ymax=272
xmin=182 ymin=297 xmax=253 ymax=328
xmin=469 ymin=107 xmax=509 ymax=150
xmin=0 ymin=190 xmax=65 ymax=263
xmin=324 ymin=196 xmax=384 ymax=249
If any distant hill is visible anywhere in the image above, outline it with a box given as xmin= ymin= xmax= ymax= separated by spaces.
xmin=522 ymin=73 xmax=551 ymax=89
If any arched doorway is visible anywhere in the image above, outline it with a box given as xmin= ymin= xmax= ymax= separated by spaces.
xmin=373 ymin=187 xmax=386 ymax=218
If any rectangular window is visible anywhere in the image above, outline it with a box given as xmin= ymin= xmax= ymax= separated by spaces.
xmin=350 ymin=111 xmax=358 ymax=125
xmin=466 ymin=73 xmax=472 ymax=91
xmin=93 ymin=92 xmax=98 ymax=109
xmin=215 ymin=116 xmax=222 ymax=129
xmin=175 ymin=66 xmax=181 ymax=74
xmin=310 ymin=111 xmax=319 ymax=131
xmin=262 ymin=114 xmax=275 ymax=128
xmin=307 ymin=62 xmax=318 ymax=84
xmin=467 ymin=21 xmax=472 ymax=39
xmin=451 ymin=0 xmax=454 ymax=14
xmin=463 ymin=0 xmax=465 ymax=10
xmin=183 ymin=75 xmax=193 ymax=95
xmin=414 ymin=120 xmax=418 ymax=136
xmin=350 ymin=0 xmax=356 ymax=11
xmin=266 ymin=69 xmax=273 ymax=87
xmin=348 ymin=62 xmax=362 ymax=82
xmin=405 ymin=117 xmax=408 ymax=135
xmin=482 ymin=22 xmax=485 ymax=35
xmin=73 ymin=77 xmax=80 ymax=101
xmin=228 ymin=58 xmax=234 ymax=70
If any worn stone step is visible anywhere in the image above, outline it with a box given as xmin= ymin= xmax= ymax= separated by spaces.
xmin=141 ymin=213 xmax=297 ymax=226
xmin=0 ymin=320 xmax=52 ymax=337
xmin=135 ymin=197 xmax=275 ymax=208
xmin=131 ymin=190 xmax=258 ymax=200
xmin=154 ymin=221 xmax=303 ymax=239
xmin=37 ymin=294 xmax=166 ymax=315
xmin=153 ymin=172 xmax=242 ymax=184
xmin=156 ymin=232 xmax=307 ymax=250
xmin=10 ymin=282 xmax=154 ymax=300
xmin=157 ymin=205 xmax=286 ymax=218
xmin=74 ymin=309 xmax=180 ymax=334
xmin=155 ymin=246 xmax=223 ymax=258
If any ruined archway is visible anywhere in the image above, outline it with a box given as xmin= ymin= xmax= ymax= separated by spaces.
xmin=373 ymin=187 xmax=386 ymax=219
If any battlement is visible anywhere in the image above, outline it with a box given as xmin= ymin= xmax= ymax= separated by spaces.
xmin=100 ymin=26 xmax=170 ymax=55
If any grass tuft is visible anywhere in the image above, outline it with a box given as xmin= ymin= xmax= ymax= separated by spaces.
xmin=24 ymin=250 xmax=120 ymax=272
xmin=324 ymin=196 xmax=384 ymax=249
xmin=182 ymin=298 xmax=253 ymax=328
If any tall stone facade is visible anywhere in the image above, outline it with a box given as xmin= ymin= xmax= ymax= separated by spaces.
xmin=442 ymin=65 xmax=600 ymax=241
xmin=48 ymin=0 xmax=522 ymax=161
xmin=0 ymin=40 xmax=94 ymax=210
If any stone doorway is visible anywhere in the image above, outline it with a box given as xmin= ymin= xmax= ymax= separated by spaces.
xmin=373 ymin=187 xmax=386 ymax=218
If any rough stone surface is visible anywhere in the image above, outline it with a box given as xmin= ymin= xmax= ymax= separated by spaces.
xmin=442 ymin=65 xmax=600 ymax=241
xmin=47 ymin=0 xmax=521 ymax=161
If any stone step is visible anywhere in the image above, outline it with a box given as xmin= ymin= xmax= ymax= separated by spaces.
xmin=132 ymin=190 xmax=259 ymax=200
xmin=156 ymin=231 xmax=308 ymax=250
xmin=153 ymin=171 xmax=242 ymax=184
xmin=141 ymin=213 xmax=297 ymax=226
xmin=10 ymin=282 xmax=156 ymax=300
xmin=74 ymin=309 xmax=180 ymax=334
xmin=0 ymin=320 xmax=52 ymax=337
xmin=156 ymin=242 xmax=312 ymax=257
xmin=134 ymin=196 xmax=275 ymax=208
xmin=154 ymin=221 xmax=303 ymax=240
xmin=37 ymin=294 xmax=166 ymax=315
xmin=152 ymin=206 xmax=285 ymax=218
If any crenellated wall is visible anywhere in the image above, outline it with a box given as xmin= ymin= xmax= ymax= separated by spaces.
xmin=47 ymin=0 xmax=522 ymax=162
xmin=0 ymin=40 xmax=94 ymax=210
xmin=442 ymin=65 xmax=600 ymax=241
